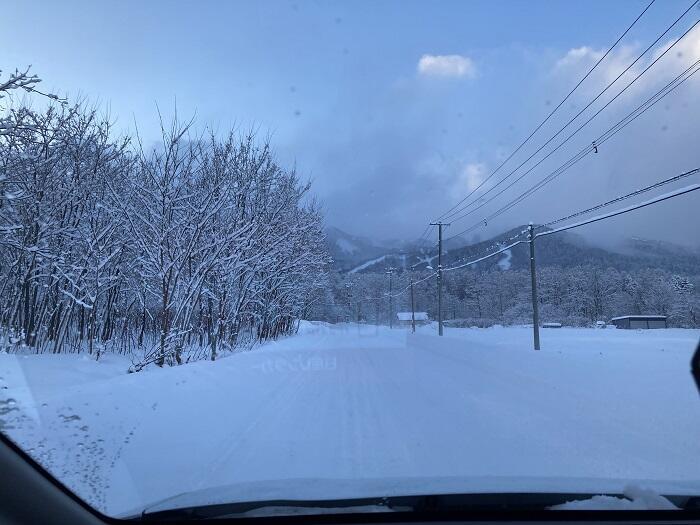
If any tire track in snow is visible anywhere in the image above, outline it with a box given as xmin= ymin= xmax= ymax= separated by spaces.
xmin=197 ymin=361 xmax=311 ymax=488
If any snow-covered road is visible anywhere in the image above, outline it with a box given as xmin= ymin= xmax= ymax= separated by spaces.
xmin=1 ymin=324 xmax=699 ymax=515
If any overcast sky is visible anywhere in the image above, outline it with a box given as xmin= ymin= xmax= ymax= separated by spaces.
xmin=5 ymin=0 xmax=700 ymax=248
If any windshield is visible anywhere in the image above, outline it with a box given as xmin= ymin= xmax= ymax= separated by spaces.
xmin=1 ymin=0 xmax=700 ymax=518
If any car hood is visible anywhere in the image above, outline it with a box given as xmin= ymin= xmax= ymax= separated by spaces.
xmin=123 ymin=475 xmax=700 ymax=518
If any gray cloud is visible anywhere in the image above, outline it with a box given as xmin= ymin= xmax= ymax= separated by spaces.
xmin=289 ymin=31 xmax=700 ymax=250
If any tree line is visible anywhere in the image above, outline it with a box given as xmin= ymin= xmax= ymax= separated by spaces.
xmin=316 ymin=265 xmax=698 ymax=328
xmin=0 ymin=69 xmax=330 ymax=369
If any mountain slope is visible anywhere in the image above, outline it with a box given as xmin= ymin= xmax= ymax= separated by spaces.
xmin=326 ymin=226 xmax=700 ymax=275
xmin=324 ymin=227 xmax=390 ymax=271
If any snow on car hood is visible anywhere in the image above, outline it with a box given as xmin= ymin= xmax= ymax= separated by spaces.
xmin=128 ymin=475 xmax=700 ymax=517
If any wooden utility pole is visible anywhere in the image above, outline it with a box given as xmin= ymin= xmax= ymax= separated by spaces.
xmin=410 ymin=279 xmax=416 ymax=333
xmin=386 ymin=267 xmax=395 ymax=328
xmin=430 ymin=222 xmax=450 ymax=336
xmin=528 ymin=223 xmax=540 ymax=350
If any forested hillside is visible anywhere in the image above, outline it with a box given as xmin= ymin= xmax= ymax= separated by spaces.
xmin=317 ymin=226 xmax=699 ymax=328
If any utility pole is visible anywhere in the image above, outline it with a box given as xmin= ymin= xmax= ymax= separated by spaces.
xmin=410 ymin=278 xmax=416 ymax=333
xmin=430 ymin=222 xmax=450 ymax=336
xmin=528 ymin=223 xmax=540 ymax=350
xmin=345 ymin=282 xmax=352 ymax=324
xmin=386 ymin=267 xmax=395 ymax=328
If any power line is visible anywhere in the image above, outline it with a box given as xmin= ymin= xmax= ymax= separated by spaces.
xmin=535 ymin=183 xmax=700 ymax=238
xmin=428 ymin=221 xmax=450 ymax=335
xmin=446 ymin=68 xmax=699 ymax=240
xmin=445 ymin=226 xmax=529 ymax=266
xmin=350 ymin=182 xmax=699 ymax=323
xmin=332 ymin=181 xmax=700 ymax=328
xmin=523 ymin=181 xmax=699 ymax=350
xmin=366 ymin=244 xmax=505 ymax=299
xmin=433 ymin=0 xmax=658 ymax=223
xmin=490 ymin=60 xmax=700 ymax=226
xmin=461 ymin=57 xmax=700 ymax=237
xmin=537 ymin=167 xmax=700 ymax=229
xmin=341 ymin=181 xmax=700 ymax=330
xmin=442 ymin=239 xmax=526 ymax=273
xmin=438 ymin=175 xmax=700 ymax=273
xmin=361 ymin=270 xmax=437 ymax=301
xmin=440 ymin=1 xmax=699 ymax=223
xmin=413 ymin=226 xmax=532 ymax=276
xmin=393 ymin=3 xmax=697 ymax=310
xmin=445 ymin=52 xmax=700 ymax=240
xmin=416 ymin=224 xmax=433 ymax=245
xmin=445 ymin=15 xmax=700 ymax=229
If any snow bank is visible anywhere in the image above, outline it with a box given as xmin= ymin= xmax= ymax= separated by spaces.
xmin=296 ymin=320 xmax=335 ymax=335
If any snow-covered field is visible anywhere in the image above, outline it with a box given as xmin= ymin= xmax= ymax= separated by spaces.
xmin=1 ymin=323 xmax=699 ymax=516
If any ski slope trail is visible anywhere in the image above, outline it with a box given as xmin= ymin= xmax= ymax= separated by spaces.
xmin=1 ymin=324 xmax=699 ymax=515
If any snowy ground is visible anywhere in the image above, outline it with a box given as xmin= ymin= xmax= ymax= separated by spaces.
xmin=1 ymin=323 xmax=699 ymax=516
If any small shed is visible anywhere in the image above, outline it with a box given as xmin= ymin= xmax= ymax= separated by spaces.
xmin=542 ymin=322 xmax=562 ymax=328
xmin=396 ymin=312 xmax=429 ymax=326
xmin=609 ymin=315 xmax=667 ymax=329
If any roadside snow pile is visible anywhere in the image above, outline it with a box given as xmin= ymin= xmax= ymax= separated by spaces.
xmin=296 ymin=320 xmax=334 ymax=335
xmin=1 ymin=325 xmax=699 ymax=516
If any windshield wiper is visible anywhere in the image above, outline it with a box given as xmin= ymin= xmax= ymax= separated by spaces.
xmin=139 ymin=495 xmax=399 ymax=520
xmin=137 ymin=492 xmax=700 ymax=520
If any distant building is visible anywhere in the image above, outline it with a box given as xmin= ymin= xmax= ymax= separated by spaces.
xmin=542 ymin=322 xmax=562 ymax=328
xmin=396 ymin=312 xmax=429 ymax=326
xmin=609 ymin=315 xmax=667 ymax=329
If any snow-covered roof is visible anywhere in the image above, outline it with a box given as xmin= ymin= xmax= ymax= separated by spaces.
xmin=396 ymin=312 xmax=428 ymax=321
xmin=610 ymin=315 xmax=667 ymax=321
